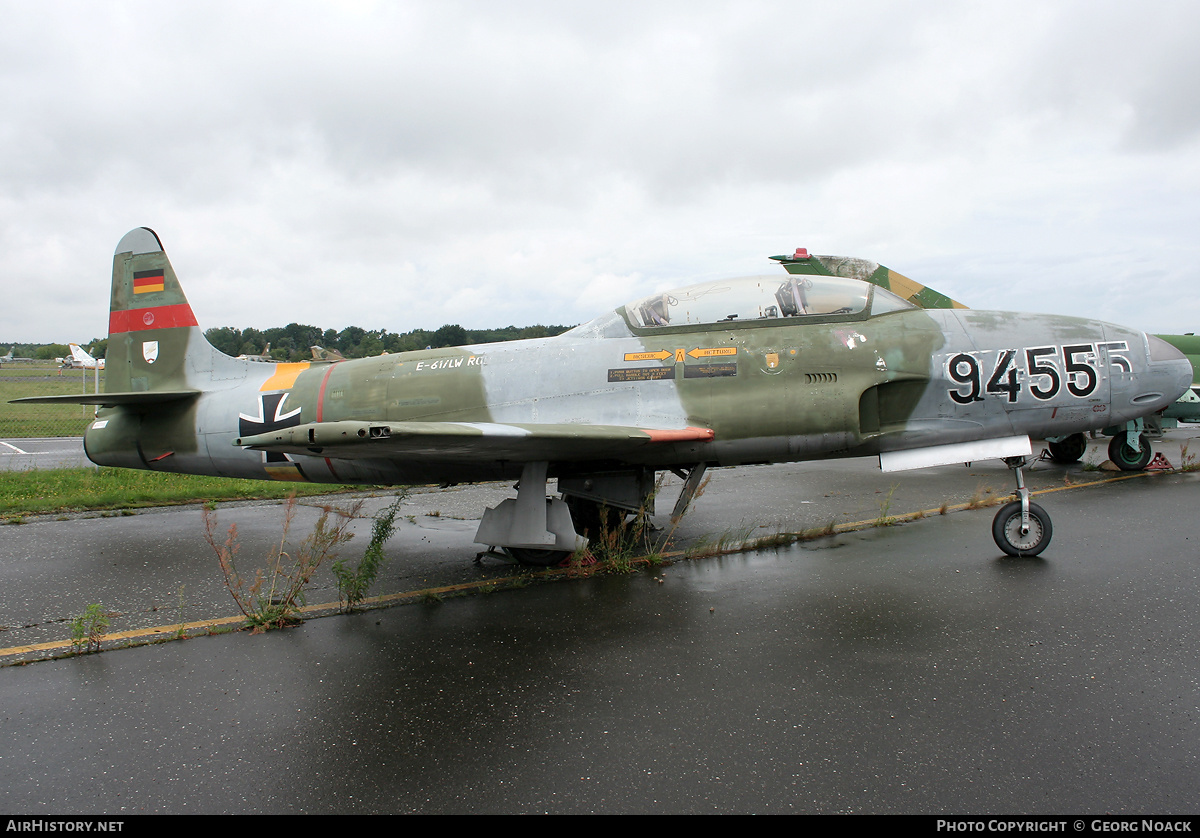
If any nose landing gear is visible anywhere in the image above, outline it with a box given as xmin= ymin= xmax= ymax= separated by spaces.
xmin=992 ymin=456 xmax=1053 ymax=557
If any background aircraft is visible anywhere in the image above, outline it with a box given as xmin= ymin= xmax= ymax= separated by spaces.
xmin=13 ymin=228 xmax=1192 ymax=561
xmin=236 ymin=343 xmax=273 ymax=362
xmin=310 ymin=345 xmax=347 ymax=362
xmin=0 ymin=347 xmax=35 ymax=365
xmin=63 ymin=343 xmax=104 ymax=370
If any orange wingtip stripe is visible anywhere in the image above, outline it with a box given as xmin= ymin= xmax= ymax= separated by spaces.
xmin=643 ymin=426 xmax=714 ymax=442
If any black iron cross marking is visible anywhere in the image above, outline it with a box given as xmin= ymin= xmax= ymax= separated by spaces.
xmin=239 ymin=392 xmax=302 ymax=464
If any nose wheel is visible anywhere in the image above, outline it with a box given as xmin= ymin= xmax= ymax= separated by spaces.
xmin=992 ymin=456 xmax=1053 ymax=557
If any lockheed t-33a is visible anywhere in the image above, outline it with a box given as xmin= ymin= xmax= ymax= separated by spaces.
xmin=16 ymin=229 xmax=1192 ymax=562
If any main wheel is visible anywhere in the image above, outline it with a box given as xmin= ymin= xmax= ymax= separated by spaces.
xmin=1108 ymin=433 xmax=1152 ymax=471
xmin=506 ymin=547 xmax=572 ymax=567
xmin=991 ymin=500 xmax=1052 ymax=557
xmin=1047 ymin=433 xmax=1087 ymax=464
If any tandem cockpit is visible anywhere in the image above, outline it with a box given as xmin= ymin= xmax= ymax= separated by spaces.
xmin=622 ymin=275 xmax=916 ymax=330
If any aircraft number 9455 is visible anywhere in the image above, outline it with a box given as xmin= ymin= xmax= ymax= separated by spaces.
xmin=946 ymin=342 xmax=1131 ymax=405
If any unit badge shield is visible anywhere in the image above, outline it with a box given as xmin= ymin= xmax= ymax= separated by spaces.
xmin=142 ymin=341 xmax=159 ymax=364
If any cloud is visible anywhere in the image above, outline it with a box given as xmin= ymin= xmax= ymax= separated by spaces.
xmin=2 ymin=0 xmax=1199 ymax=342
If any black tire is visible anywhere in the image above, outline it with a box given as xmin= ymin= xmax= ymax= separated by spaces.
xmin=1108 ymin=433 xmax=1152 ymax=471
xmin=991 ymin=500 xmax=1053 ymax=558
xmin=506 ymin=547 xmax=571 ymax=567
xmin=1047 ymin=433 xmax=1087 ymax=464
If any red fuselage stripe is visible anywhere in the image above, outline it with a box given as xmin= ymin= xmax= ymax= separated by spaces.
xmin=315 ymin=365 xmax=341 ymax=479
xmin=109 ymin=305 xmax=199 ymax=334
xmin=316 ymin=363 xmax=337 ymax=422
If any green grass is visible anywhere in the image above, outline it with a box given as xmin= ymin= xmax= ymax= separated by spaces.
xmin=0 ymin=364 xmax=103 ymax=437
xmin=0 ymin=467 xmax=373 ymax=517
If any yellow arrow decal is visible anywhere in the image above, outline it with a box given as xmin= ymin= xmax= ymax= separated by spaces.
xmin=687 ymin=347 xmax=738 ymax=359
xmin=624 ymin=350 xmax=673 ymax=362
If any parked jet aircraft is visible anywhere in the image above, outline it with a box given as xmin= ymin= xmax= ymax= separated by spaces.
xmin=64 ymin=343 xmax=104 ymax=370
xmin=769 ymin=248 xmax=1200 ymax=468
xmin=13 ymin=228 xmax=1192 ymax=560
xmin=0 ymin=347 xmax=35 ymax=365
xmin=310 ymin=345 xmax=347 ymax=362
xmin=236 ymin=343 xmax=273 ymax=362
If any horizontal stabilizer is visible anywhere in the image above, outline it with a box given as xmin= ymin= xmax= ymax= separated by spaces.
xmin=10 ymin=390 xmax=200 ymax=408
xmin=236 ymin=420 xmax=714 ymax=463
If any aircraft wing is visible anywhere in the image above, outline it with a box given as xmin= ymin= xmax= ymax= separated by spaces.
xmin=236 ymin=420 xmax=714 ymax=464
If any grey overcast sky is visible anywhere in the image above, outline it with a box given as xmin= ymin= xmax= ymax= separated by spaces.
xmin=3 ymin=0 xmax=1199 ymax=343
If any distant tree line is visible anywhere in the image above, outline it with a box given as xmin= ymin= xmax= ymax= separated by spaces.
xmin=202 ymin=322 xmax=574 ymax=362
xmin=3 ymin=322 xmax=573 ymax=365
xmin=0 ymin=340 xmax=107 ymax=361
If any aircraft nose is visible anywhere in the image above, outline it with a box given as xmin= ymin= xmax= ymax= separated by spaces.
xmin=1140 ymin=333 xmax=1193 ymax=409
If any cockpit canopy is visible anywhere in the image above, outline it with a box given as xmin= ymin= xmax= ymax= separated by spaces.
xmin=623 ymin=275 xmax=914 ymax=329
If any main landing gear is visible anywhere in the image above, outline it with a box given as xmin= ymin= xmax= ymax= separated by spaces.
xmin=475 ymin=463 xmax=709 ymax=567
xmin=992 ymin=456 xmax=1053 ymax=558
xmin=1108 ymin=431 xmax=1153 ymax=472
xmin=1045 ymin=432 xmax=1087 ymax=464
xmin=474 ymin=461 xmax=586 ymax=567
xmin=1046 ymin=422 xmax=1158 ymax=471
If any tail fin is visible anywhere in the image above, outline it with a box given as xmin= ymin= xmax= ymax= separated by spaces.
xmin=68 ymin=343 xmax=100 ymax=367
xmin=106 ymin=227 xmax=203 ymax=393
xmin=12 ymin=228 xmax=222 ymax=408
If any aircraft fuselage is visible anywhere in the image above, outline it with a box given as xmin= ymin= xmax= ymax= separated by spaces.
xmin=83 ymin=299 xmax=1187 ymax=487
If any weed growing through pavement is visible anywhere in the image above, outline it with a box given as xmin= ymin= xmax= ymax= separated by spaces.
xmin=68 ymin=603 xmax=109 ymax=653
xmin=174 ymin=585 xmax=187 ymax=639
xmin=585 ymin=504 xmax=644 ymax=573
xmin=202 ymin=494 xmax=360 ymax=631
xmin=1180 ymin=441 xmax=1198 ymax=472
xmin=333 ymin=492 xmax=407 ymax=611
xmin=966 ymin=483 xmax=998 ymax=509
xmin=876 ymin=483 xmax=899 ymax=526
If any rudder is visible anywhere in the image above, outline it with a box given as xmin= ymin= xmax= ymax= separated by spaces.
xmin=106 ymin=227 xmax=202 ymax=393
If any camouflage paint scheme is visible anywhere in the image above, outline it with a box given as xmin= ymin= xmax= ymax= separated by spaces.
xmin=779 ymin=246 xmax=1200 ymax=425
xmin=771 ymin=248 xmax=968 ymax=310
xmin=16 ymin=229 xmax=1192 ymax=558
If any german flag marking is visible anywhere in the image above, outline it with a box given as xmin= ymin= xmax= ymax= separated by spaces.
xmin=133 ymin=270 xmax=165 ymax=294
